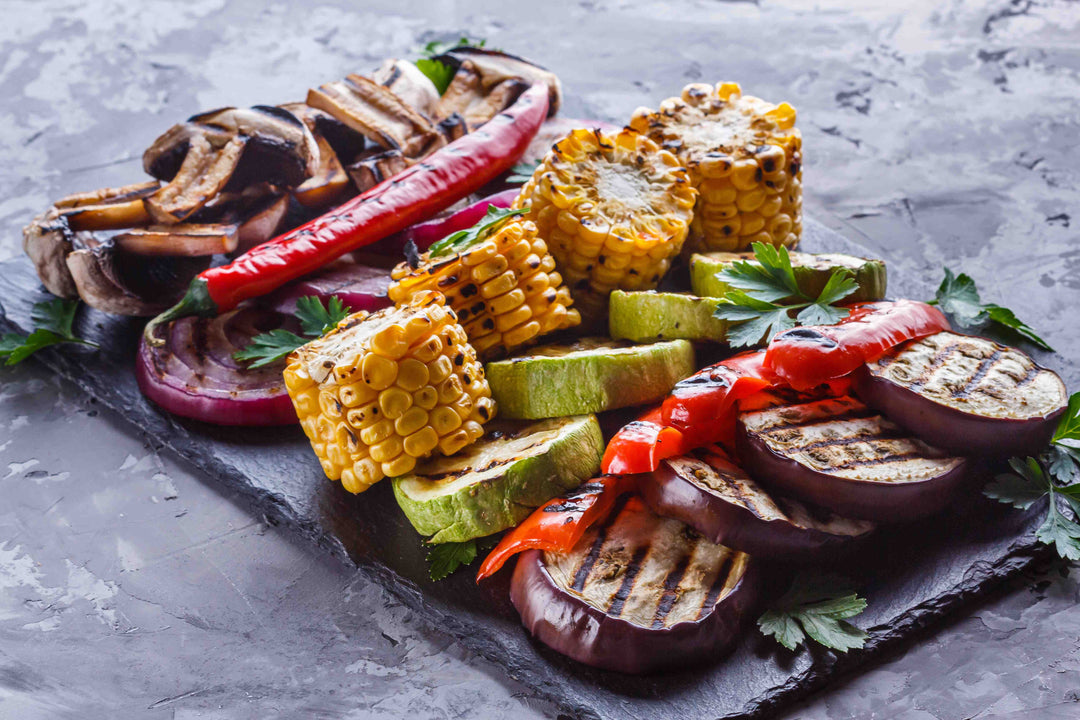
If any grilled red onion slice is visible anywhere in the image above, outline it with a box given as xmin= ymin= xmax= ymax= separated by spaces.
xmin=136 ymin=306 xmax=298 ymax=426
xmin=510 ymin=495 xmax=758 ymax=674
xmin=264 ymin=259 xmax=392 ymax=315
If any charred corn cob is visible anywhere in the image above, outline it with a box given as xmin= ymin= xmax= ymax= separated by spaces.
xmin=629 ymin=82 xmax=802 ymax=252
xmin=389 ymin=220 xmax=579 ymax=359
xmin=513 ymin=127 xmax=697 ymax=328
xmin=283 ymin=291 xmax=495 ymax=494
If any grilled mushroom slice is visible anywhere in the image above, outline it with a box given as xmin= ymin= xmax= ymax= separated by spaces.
xmin=644 ymin=449 xmax=875 ymax=558
xmin=113 ymin=224 xmax=240 ymax=256
xmin=737 ymin=395 xmax=968 ymax=522
xmin=279 ymin=102 xmax=367 ymax=165
xmin=855 ymin=331 xmax=1068 ymax=457
xmin=511 ymin=494 xmax=758 ymax=674
xmin=372 ymin=59 xmax=441 ymax=118
xmin=142 ymin=105 xmax=319 ymax=223
xmin=346 ymin=148 xmax=410 ymax=193
xmin=66 ymin=243 xmax=210 ymax=316
xmin=434 ymin=48 xmax=562 ymax=127
xmin=306 ymin=74 xmax=445 ymax=160
xmin=278 ymin=103 xmax=356 ymax=209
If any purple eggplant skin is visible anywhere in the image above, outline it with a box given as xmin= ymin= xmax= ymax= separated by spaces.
xmin=853 ymin=365 xmax=1067 ymax=458
xmin=736 ymin=423 xmax=970 ymax=523
xmin=640 ymin=463 xmax=873 ymax=559
xmin=510 ymin=550 xmax=760 ymax=675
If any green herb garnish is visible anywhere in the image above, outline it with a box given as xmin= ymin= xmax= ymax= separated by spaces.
xmin=233 ymin=296 xmax=350 ymax=369
xmin=415 ymin=36 xmax=488 ymax=95
xmin=506 ymin=159 xmax=541 ymax=184
xmin=428 ymin=205 xmax=527 ymax=258
xmin=0 ymin=298 xmax=98 ymax=366
xmin=712 ymin=242 xmax=859 ymax=348
xmin=426 ymin=539 xmax=477 ymax=581
xmin=984 ymin=393 xmax=1080 ymax=560
xmin=930 ymin=268 xmax=1052 ymax=351
xmin=758 ymin=573 xmax=868 ymax=652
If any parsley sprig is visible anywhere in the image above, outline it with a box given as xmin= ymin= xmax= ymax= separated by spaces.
xmin=426 ymin=539 xmax=478 ymax=581
xmin=984 ymin=393 xmax=1080 ymax=560
xmin=0 ymin=298 xmax=97 ymax=365
xmin=930 ymin=268 xmax=1052 ymax=352
xmin=758 ymin=573 xmax=868 ymax=652
xmin=506 ymin=159 xmax=541 ymax=184
xmin=428 ymin=205 xmax=527 ymax=257
xmin=233 ymin=296 xmax=350 ymax=369
xmin=415 ymin=36 xmax=487 ymax=95
xmin=712 ymin=242 xmax=860 ymax=348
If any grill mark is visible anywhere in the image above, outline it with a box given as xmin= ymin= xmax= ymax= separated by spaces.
xmin=906 ymin=341 xmax=962 ymax=391
xmin=606 ymin=546 xmax=649 ymax=618
xmin=697 ymin=550 xmax=735 ymax=620
xmin=570 ymin=494 xmax=631 ymax=591
xmin=783 ymin=426 xmax=909 ymax=454
xmin=1015 ymin=362 xmax=1040 ymax=388
xmin=756 ymin=406 xmax=877 ymax=434
xmin=954 ymin=349 xmax=1004 ymax=398
xmin=825 ymin=450 xmax=931 ymax=471
xmin=651 ymin=555 xmax=691 ymax=629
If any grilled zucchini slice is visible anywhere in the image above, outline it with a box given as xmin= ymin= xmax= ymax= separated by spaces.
xmin=690 ymin=250 xmax=886 ymax=302
xmin=855 ymin=331 xmax=1068 ymax=457
xmin=484 ymin=338 xmax=696 ymax=419
xmin=608 ymin=290 xmax=727 ymax=343
xmin=392 ymin=415 xmax=603 ymax=543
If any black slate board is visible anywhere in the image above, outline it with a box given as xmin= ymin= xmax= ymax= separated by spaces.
xmin=0 ymin=218 xmax=1073 ymax=720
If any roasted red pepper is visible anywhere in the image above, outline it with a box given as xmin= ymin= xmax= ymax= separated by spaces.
xmin=601 ymin=407 xmax=689 ymax=475
xmin=145 ymin=84 xmax=550 ymax=344
xmin=764 ymin=299 xmax=950 ymax=390
xmin=476 ymin=475 xmax=638 ymax=582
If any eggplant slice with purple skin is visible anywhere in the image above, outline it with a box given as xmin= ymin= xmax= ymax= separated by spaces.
xmin=511 ymin=495 xmax=758 ymax=674
xmin=643 ymin=448 xmax=875 ymax=559
xmin=855 ymin=331 xmax=1068 ymax=457
xmin=737 ymin=395 xmax=968 ymax=522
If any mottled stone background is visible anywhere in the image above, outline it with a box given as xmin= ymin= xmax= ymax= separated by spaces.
xmin=2 ymin=0 xmax=1079 ymax=718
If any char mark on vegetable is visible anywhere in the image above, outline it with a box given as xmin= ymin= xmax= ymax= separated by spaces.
xmin=784 ymin=427 xmax=909 ymax=454
xmin=571 ymin=493 xmax=631 ymax=591
xmin=757 ymin=406 xmax=878 ymax=434
xmin=953 ymin=349 xmax=1004 ymax=398
xmin=904 ymin=340 xmax=962 ymax=391
xmin=826 ymin=450 xmax=928 ymax=471
xmin=651 ymin=554 xmax=692 ymax=629
xmin=697 ymin=551 xmax=735 ymax=620
xmin=606 ymin=546 xmax=650 ymax=618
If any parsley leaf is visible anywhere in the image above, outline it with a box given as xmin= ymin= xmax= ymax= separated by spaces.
xmin=712 ymin=242 xmax=858 ymax=348
xmin=931 ymin=268 xmax=1052 ymax=352
xmin=0 ymin=298 xmax=97 ymax=366
xmin=428 ymin=205 xmax=527 ymax=257
xmin=506 ymin=159 xmax=541 ymax=184
xmin=427 ymin=539 xmax=477 ymax=581
xmin=758 ymin=574 xmax=868 ymax=652
xmin=234 ymin=295 xmax=351 ymax=369
xmin=1037 ymin=491 xmax=1080 ymax=561
xmin=416 ymin=36 xmax=489 ymax=95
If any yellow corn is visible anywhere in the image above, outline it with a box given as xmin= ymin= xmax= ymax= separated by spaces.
xmin=389 ymin=220 xmax=579 ymax=359
xmin=629 ymin=82 xmax=802 ymax=252
xmin=512 ymin=127 xmax=697 ymax=329
xmin=283 ymin=291 xmax=495 ymax=494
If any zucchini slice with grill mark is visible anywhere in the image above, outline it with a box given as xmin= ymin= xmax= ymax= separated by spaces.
xmin=485 ymin=338 xmax=696 ymax=419
xmin=736 ymin=395 xmax=968 ymax=522
xmin=510 ymin=494 xmax=758 ymax=674
xmin=643 ymin=448 xmax=874 ymax=558
xmin=392 ymin=415 xmax=603 ymax=543
xmin=689 ymin=250 xmax=886 ymax=302
xmin=855 ymin=331 xmax=1068 ymax=457
xmin=608 ymin=290 xmax=728 ymax=343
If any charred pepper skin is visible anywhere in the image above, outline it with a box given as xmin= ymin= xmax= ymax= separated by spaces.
xmin=145 ymin=84 xmax=550 ymax=345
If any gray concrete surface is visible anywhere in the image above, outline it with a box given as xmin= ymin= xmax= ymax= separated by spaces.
xmin=2 ymin=0 xmax=1080 ymax=718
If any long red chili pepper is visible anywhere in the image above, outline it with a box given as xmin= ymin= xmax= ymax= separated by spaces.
xmin=145 ymin=84 xmax=550 ymax=345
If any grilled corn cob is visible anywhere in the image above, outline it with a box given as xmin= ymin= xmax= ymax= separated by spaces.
xmin=629 ymin=82 xmax=802 ymax=252
xmin=283 ymin=291 xmax=495 ymax=494
xmin=389 ymin=220 xmax=579 ymax=359
xmin=513 ymin=128 xmax=697 ymax=328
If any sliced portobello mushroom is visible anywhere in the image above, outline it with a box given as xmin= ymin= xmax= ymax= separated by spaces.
xmin=66 ymin=242 xmax=210 ymax=316
xmin=278 ymin=102 xmax=356 ymax=209
xmin=49 ymin=181 xmax=158 ymax=231
xmin=371 ymin=58 xmax=441 ymax=118
xmin=434 ymin=47 xmax=562 ymax=121
xmin=511 ymin=495 xmax=757 ymax=674
xmin=392 ymin=415 xmax=604 ymax=544
xmin=112 ymin=224 xmax=240 ymax=256
xmin=736 ymin=395 xmax=968 ymax=522
xmin=279 ymin=101 xmax=367 ymax=165
xmin=346 ymin=148 xmax=411 ymax=193
xmin=855 ymin=331 xmax=1068 ymax=457
xmin=144 ymin=133 xmax=247 ymax=224
xmin=642 ymin=449 xmax=874 ymax=559
xmin=306 ymin=74 xmax=445 ymax=160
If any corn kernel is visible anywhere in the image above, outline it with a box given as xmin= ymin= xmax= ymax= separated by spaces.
xmin=403 ymin=426 xmax=440 ymax=458
xmin=361 ymin=352 xmax=398 ymax=391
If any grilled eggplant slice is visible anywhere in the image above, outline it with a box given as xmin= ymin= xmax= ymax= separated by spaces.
xmin=737 ymin=395 xmax=968 ymax=522
xmin=511 ymin=495 xmax=757 ymax=674
xmin=643 ymin=449 xmax=874 ymax=558
xmin=855 ymin=331 xmax=1068 ymax=457
xmin=485 ymin=338 xmax=696 ymax=419
xmin=392 ymin=415 xmax=603 ymax=544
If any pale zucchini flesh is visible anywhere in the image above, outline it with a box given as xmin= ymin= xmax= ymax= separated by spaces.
xmin=608 ymin=290 xmax=728 ymax=343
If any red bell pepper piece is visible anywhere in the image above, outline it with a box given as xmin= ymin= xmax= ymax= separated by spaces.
xmin=145 ymin=84 xmax=550 ymax=344
xmin=476 ymin=475 xmax=638 ymax=582
xmin=601 ymin=407 xmax=689 ymax=475
xmin=764 ymin=299 xmax=950 ymax=390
